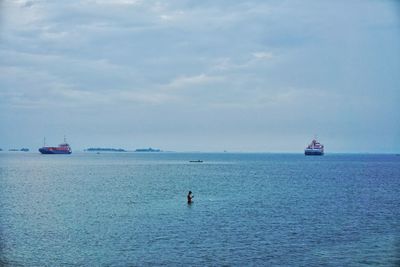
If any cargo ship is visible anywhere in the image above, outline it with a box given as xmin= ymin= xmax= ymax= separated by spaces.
xmin=39 ymin=137 xmax=72 ymax=154
xmin=305 ymin=139 xmax=324 ymax=155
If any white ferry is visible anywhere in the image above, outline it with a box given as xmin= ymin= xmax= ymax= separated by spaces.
xmin=305 ymin=139 xmax=324 ymax=155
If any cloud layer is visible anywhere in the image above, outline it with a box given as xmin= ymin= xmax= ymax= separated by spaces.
xmin=1 ymin=0 xmax=399 ymax=152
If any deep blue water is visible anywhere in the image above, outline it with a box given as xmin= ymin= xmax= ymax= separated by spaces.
xmin=1 ymin=152 xmax=399 ymax=266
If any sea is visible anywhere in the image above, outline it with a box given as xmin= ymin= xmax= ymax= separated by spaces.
xmin=0 ymin=152 xmax=399 ymax=266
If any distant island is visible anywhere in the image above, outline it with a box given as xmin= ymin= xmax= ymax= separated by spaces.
xmin=135 ymin=147 xmax=161 ymax=152
xmin=84 ymin=147 xmax=163 ymax=152
xmin=8 ymin=148 xmax=30 ymax=152
xmin=85 ymin=148 xmax=126 ymax=152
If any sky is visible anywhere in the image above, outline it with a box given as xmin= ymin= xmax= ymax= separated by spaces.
xmin=0 ymin=0 xmax=399 ymax=153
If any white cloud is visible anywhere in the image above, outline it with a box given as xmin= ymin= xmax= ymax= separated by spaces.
xmin=252 ymin=52 xmax=273 ymax=60
xmin=86 ymin=0 xmax=142 ymax=6
xmin=165 ymin=74 xmax=224 ymax=90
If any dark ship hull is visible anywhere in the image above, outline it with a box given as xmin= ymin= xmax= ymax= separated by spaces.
xmin=39 ymin=147 xmax=71 ymax=154
xmin=304 ymin=149 xmax=324 ymax=156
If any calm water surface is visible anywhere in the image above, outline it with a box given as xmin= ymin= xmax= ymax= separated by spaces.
xmin=1 ymin=152 xmax=399 ymax=266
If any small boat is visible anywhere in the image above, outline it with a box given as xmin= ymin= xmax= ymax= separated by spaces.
xmin=189 ymin=160 xmax=203 ymax=163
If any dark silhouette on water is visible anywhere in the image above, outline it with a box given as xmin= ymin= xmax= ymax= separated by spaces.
xmin=187 ymin=191 xmax=194 ymax=204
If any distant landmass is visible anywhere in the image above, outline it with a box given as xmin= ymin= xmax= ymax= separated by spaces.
xmin=85 ymin=148 xmax=126 ymax=152
xmin=135 ymin=148 xmax=161 ymax=152
xmin=84 ymin=147 xmax=162 ymax=152
xmin=8 ymin=148 xmax=30 ymax=152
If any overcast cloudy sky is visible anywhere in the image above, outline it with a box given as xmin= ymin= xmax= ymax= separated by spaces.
xmin=0 ymin=0 xmax=399 ymax=152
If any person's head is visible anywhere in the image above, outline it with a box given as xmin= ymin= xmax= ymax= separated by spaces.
xmin=189 ymin=191 xmax=192 ymax=194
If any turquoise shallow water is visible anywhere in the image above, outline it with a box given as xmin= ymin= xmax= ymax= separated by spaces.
xmin=1 ymin=152 xmax=399 ymax=266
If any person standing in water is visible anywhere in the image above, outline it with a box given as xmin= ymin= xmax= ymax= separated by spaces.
xmin=187 ymin=191 xmax=194 ymax=204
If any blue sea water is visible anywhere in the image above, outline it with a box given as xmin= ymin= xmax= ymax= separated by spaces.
xmin=0 ymin=152 xmax=399 ymax=266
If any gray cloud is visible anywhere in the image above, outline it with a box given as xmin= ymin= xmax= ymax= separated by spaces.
xmin=0 ymin=0 xmax=399 ymax=152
